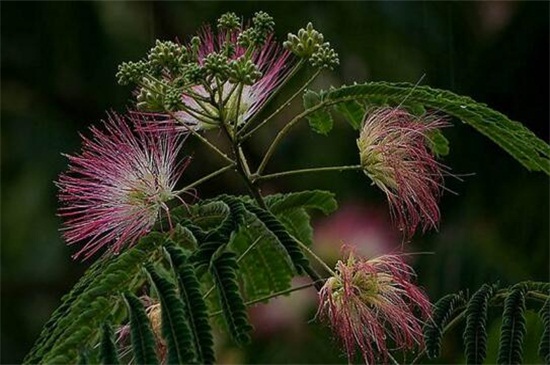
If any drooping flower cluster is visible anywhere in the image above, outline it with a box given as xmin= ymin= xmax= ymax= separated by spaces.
xmin=57 ymin=114 xmax=185 ymax=260
xmin=318 ymin=251 xmax=431 ymax=364
xmin=357 ymin=107 xmax=448 ymax=238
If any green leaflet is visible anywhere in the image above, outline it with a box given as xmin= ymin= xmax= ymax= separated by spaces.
xmin=463 ymin=283 xmax=497 ymax=364
xmin=303 ymin=89 xmax=333 ymax=135
xmin=123 ymin=293 xmax=159 ymax=365
xmin=497 ymin=288 xmax=527 ymax=365
xmin=243 ymin=201 xmax=311 ymax=275
xmin=305 ymin=82 xmax=550 ymax=174
xmin=145 ymin=263 xmax=197 ymax=364
xmin=29 ymin=234 xmax=162 ymax=365
xmin=100 ymin=322 xmax=119 ymax=365
xmin=165 ymin=245 xmax=215 ymax=364
xmin=265 ymin=190 xmax=338 ymax=216
xmin=424 ymin=292 xmax=467 ymax=359
xmin=230 ymin=211 xmax=294 ymax=300
xmin=210 ymin=252 xmax=253 ymax=345
xmin=332 ymin=99 xmax=366 ymax=130
xmin=426 ymin=128 xmax=450 ymax=157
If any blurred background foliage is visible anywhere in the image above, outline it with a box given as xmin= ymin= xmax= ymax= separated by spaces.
xmin=1 ymin=1 xmax=548 ymax=364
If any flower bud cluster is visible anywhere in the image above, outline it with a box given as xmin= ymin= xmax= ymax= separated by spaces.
xmin=283 ymin=22 xmax=339 ymax=69
xmin=116 ymin=12 xmax=282 ymax=114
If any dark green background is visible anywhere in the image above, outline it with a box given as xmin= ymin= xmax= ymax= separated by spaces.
xmin=2 ymin=1 xmax=548 ymax=363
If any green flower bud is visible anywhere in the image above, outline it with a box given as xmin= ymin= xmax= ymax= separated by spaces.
xmin=283 ymin=22 xmax=325 ymax=58
xmin=136 ymin=78 xmax=168 ymax=112
xmin=237 ymin=28 xmax=255 ymax=48
xmin=228 ymin=56 xmax=263 ymax=85
xmin=183 ymin=63 xmax=206 ymax=84
xmin=163 ymin=87 xmax=184 ymax=111
xmin=310 ymin=42 xmax=339 ymax=70
xmin=218 ymin=12 xmax=240 ymax=31
xmin=116 ymin=60 xmax=149 ymax=86
xmin=251 ymin=11 xmax=274 ymax=44
xmin=147 ymin=40 xmax=187 ymax=71
xmin=203 ymin=52 xmax=230 ymax=79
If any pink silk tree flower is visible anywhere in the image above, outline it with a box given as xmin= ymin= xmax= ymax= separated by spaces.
xmin=172 ymin=26 xmax=292 ymax=131
xmin=318 ymin=252 xmax=431 ymax=364
xmin=357 ymin=107 xmax=449 ymax=238
xmin=56 ymin=113 xmax=185 ymax=260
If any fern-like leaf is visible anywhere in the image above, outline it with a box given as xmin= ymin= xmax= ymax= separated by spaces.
xmin=145 ymin=263 xmax=197 ymax=364
xmin=265 ymin=190 xmax=338 ymax=216
xmin=308 ymin=82 xmax=550 ymax=174
xmin=30 ymin=234 xmax=161 ymax=364
xmin=243 ymin=202 xmax=311 ymax=274
xmin=539 ymin=299 xmax=550 ymax=364
xmin=497 ymin=288 xmax=527 ymax=364
xmin=165 ymin=245 xmax=215 ymax=364
xmin=100 ymin=322 xmax=119 ymax=365
xmin=123 ymin=293 xmax=159 ymax=365
xmin=229 ymin=212 xmax=294 ymax=300
xmin=424 ymin=292 xmax=467 ymax=358
xmin=211 ymin=251 xmax=253 ymax=345
xmin=332 ymin=99 xmax=366 ymax=130
xmin=463 ymin=283 xmax=496 ymax=364
xmin=304 ymin=89 xmax=333 ymax=134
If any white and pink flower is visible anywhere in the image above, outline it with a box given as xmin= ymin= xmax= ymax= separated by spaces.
xmin=57 ymin=113 xmax=185 ymax=260
xmin=357 ymin=107 xmax=448 ymax=238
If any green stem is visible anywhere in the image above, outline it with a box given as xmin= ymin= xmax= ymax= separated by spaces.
xmin=239 ymin=64 xmax=318 ymax=141
xmin=169 ymin=112 xmax=234 ymax=164
xmin=255 ymin=164 xmax=363 ymax=182
xmin=291 ymin=234 xmax=337 ymax=278
xmin=527 ymin=291 xmax=550 ymax=302
xmin=232 ymin=83 xmax=244 ymax=132
xmin=238 ymin=59 xmax=306 ymax=136
xmin=388 ymin=354 xmax=400 ymax=365
xmin=173 ymin=164 xmax=235 ymax=195
xmin=208 ymin=280 xmax=322 ymax=318
xmin=255 ymin=98 xmax=336 ymax=175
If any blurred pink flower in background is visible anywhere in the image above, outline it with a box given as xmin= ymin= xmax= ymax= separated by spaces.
xmin=313 ymin=202 xmax=397 ymax=262
xmin=248 ymin=277 xmax=317 ymax=338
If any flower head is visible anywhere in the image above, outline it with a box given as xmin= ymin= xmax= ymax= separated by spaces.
xmin=57 ymin=113 xmax=185 ymax=260
xmin=172 ymin=25 xmax=292 ymax=131
xmin=357 ymin=107 xmax=448 ymax=238
xmin=318 ymin=251 xmax=431 ymax=364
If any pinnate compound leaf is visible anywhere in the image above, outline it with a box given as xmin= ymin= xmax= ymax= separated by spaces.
xmin=265 ymin=190 xmax=338 ymax=216
xmin=426 ymin=128 xmax=450 ymax=157
xmin=497 ymin=288 xmax=527 ymax=365
xmin=303 ymin=89 xmax=333 ymax=135
xmin=333 ymin=99 xmax=365 ymax=130
xmin=424 ymin=292 xmax=467 ymax=358
xmin=145 ymin=263 xmax=197 ymax=364
xmin=229 ymin=211 xmax=294 ymax=300
xmin=165 ymin=245 xmax=215 ymax=364
xmin=243 ymin=201 xmax=311 ymax=275
xmin=463 ymin=283 xmax=497 ymax=364
xmin=211 ymin=252 xmax=253 ymax=345
xmin=100 ymin=322 xmax=119 ymax=365
xmin=309 ymin=82 xmax=550 ymax=174
xmin=123 ymin=293 xmax=159 ymax=365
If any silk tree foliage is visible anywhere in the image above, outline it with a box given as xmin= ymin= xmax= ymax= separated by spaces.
xmin=26 ymin=11 xmax=549 ymax=365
